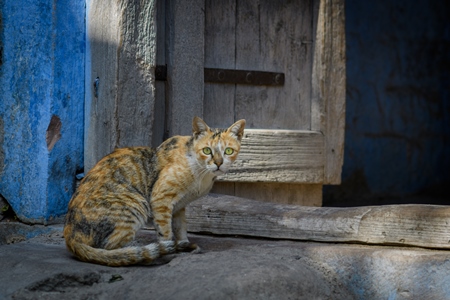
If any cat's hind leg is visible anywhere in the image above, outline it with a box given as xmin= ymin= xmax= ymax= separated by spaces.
xmin=102 ymin=197 xmax=149 ymax=249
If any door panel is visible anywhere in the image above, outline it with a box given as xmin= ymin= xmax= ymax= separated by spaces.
xmin=205 ymin=0 xmax=314 ymax=130
xmin=204 ymin=0 xmax=236 ymax=128
xmin=204 ymin=0 xmax=320 ymax=184
xmin=234 ymin=0 xmax=313 ymax=130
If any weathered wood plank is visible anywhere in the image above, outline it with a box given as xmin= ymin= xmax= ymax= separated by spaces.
xmin=311 ymin=0 xmax=346 ymax=184
xmin=203 ymin=0 xmax=236 ymax=129
xmin=212 ymin=182 xmax=322 ymax=206
xmin=165 ymin=0 xmax=204 ymax=136
xmin=235 ymin=183 xmax=322 ymax=206
xmin=85 ymin=0 xmax=120 ymax=171
xmin=234 ymin=0 xmax=314 ymax=130
xmin=218 ymin=129 xmax=324 ymax=183
xmin=187 ymin=194 xmax=450 ymax=249
xmin=85 ymin=0 xmax=157 ymax=171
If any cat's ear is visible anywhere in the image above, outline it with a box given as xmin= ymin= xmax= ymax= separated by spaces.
xmin=192 ymin=116 xmax=210 ymax=138
xmin=227 ymin=119 xmax=246 ymax=141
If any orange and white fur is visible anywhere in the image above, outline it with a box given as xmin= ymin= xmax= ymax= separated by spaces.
xmin=64 ymin=117 xmax=245 ymax=266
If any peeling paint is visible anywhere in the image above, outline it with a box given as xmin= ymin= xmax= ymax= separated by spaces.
xmin=46 ymin=115 xmax=62 ymax=151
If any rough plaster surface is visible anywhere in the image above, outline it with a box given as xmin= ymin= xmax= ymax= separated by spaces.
xmin=0 ymin=0 xmax=85 ymax=222
xmin=325 ymin=0 xmax=450 ymax=204
xmin=1 ymin=224 xmax=449 ymax=299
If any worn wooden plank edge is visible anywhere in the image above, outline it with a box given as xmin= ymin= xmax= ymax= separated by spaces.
xmin=217 ymin=169 xmax=324 ymax=184
xmin=323 ymin=0 xmax=346 ymax=185
xmin=217 ymin=129 xmax=325 ymax=183
xmin=186 ymin=194 xmax=450 ymax=250
xmin=311 ymin=0 xmax=346 ymax=184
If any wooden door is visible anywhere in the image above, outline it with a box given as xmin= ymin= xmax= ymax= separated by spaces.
xmin=86 ymin=0 xmax=345 ymax=206
xmin=203 ymin=0 xmax=319 ymax=205
xmin=202 ymin=0 xmax=345 ymax=205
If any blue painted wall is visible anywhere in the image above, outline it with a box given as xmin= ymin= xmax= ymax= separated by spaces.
xmin=0 ymin=0 xmax=85 ymax=223
xmin=324 ymin=0 xmax=450 ymax=205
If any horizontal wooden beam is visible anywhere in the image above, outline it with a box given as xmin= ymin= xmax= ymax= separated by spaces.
xmin=217 ymin=130 xmax=324 ymax=183
xmin=187 ymin=194 xmax=450 ymax=250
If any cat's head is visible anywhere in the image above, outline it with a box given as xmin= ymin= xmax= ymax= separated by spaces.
xmin=192 ymin=117 xmax=246 ymax=175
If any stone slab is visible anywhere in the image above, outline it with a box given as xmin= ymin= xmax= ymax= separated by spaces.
xmin=0 ymin=224 xmax=449 ymax=299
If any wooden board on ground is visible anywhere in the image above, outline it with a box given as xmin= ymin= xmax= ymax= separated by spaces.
xmin=186 ymin=194 xmax=450 ymax=250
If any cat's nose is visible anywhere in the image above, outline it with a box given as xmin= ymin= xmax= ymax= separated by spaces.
xmin=214 ymin=158 xmax=223 ymax=168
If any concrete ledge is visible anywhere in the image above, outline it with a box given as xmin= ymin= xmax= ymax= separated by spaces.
xmin=0 ymin=224 xmax=449 ymax=299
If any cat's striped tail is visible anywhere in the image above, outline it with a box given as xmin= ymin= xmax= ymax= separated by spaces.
xmin=66 ymin=241 xmax=175 ymax=266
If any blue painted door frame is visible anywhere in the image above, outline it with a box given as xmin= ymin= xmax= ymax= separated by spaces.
xmin=0 ymin=0 xmax=85 ymax=223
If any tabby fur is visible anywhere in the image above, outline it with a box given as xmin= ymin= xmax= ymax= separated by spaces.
xmin=64 ymin=117 xmax=245 ymax=266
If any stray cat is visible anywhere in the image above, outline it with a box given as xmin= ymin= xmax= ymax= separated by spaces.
xmin=64 ymin=117 xmax=245 ymax=266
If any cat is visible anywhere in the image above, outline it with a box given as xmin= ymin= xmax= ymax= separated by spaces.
xmin=64 ymin=117 xmax=245 ymax=266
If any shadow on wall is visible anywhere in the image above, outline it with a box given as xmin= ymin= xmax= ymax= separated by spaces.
xmin=324 ymin=0 xmax=450 ymax=207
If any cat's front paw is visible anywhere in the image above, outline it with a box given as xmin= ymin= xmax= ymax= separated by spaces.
xmin=176 ymin=240 xmax=202 ymax=253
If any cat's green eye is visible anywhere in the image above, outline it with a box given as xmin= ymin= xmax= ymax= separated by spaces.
xmin=203 ymin=147 xmax=212 ymax=155
xmin=224 ymin=147 xmax=234 ymax=155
